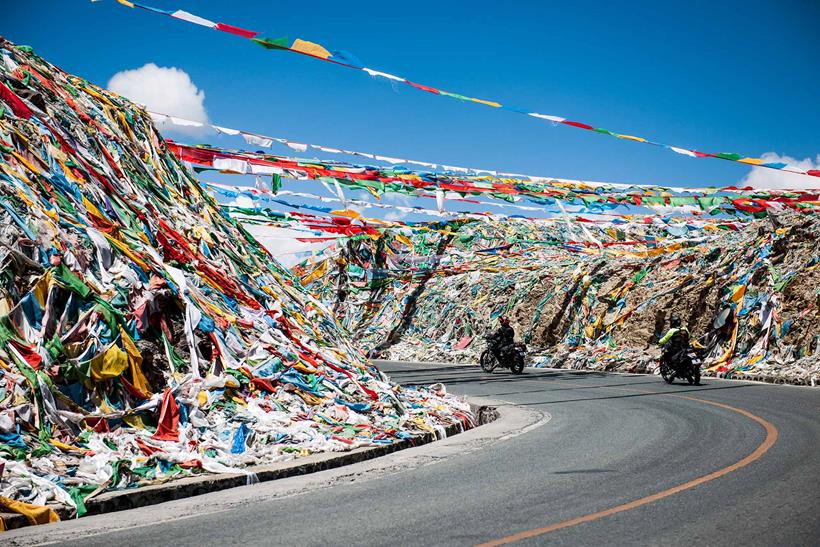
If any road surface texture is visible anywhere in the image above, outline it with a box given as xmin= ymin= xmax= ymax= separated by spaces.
xmin=5 ymin=363 xmax=819 ymax=546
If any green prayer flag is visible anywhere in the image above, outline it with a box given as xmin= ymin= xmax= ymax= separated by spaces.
xmin=252 ymin=36 xmax=290 ymax=50
xmin=632 ymin=269 xmax=649 ymax=283
xmin=68 ymin=484 xmax=98 ymax=517
xmin=716 ymin=152 xmax=743 ymax=161
xmin=53 ymin=264 xmax=92 ymax=298
xmin=439 ymin=91 xmax=470 ymax=101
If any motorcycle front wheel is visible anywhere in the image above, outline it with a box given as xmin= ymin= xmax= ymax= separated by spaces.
xmin=480 ymin=351 xmax=497 ymax=373
xmin=660 ymin=362 xmax=675 ymax=384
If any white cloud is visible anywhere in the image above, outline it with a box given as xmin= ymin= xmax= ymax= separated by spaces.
xmin=233 ymin=195 xmax=254 ymax=209
xmin=384 ymin=210 xmax=407 ymax=221
xmin=383 ymin=193 xmax=414 ymax=206
xmin=107 ymin=63 xmax=209 ymax=136
xmin=740 ymin=152 xmax=820 ymax=190
xmin=381 ymin=192 xmax=415 ymax=220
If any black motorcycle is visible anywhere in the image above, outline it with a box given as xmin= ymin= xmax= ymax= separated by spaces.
xmin=480 ymin=337 xmax=526 ymax=374
xmin=659 ymin=347 xmax=702 ymax=385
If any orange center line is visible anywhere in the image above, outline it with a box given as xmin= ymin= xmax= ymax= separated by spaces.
xmin=476 ymin=384 xmax=779 ymax=546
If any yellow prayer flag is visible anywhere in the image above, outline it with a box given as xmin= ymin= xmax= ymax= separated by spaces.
xmin=103 ymin=233 xmax=151 ymax=272
xmin=470 ymin=98 xmax=502 ymax=108
xmin=31 ymin=271 xmax=52 ymax=306
xmin=330 ymin=208 xmax=362 ymax=219
xmin=123 ymin=414 xmax=147 ymax=429
xmin=301 ymin=260 xmax=328 ymax=286
xmin=121 ymin=327 xmax=152 ymax=395
xmin=90 ymin=343 xmax=129 ymax=381
xmin=395 ymin=234 xmax=414 ymax=247
xmin=49 ymin=439 xmax=86 ymax=454
xmin=290 ymin=39 xmax=331 ymax=59
xmin=82 ymin=196 xmax=107 ymax=220
xmin=617 ymin=134 xmax=647 ymax=143
xmin=0 ymin=495 xmax=60 ymax=526
xmin=11 ymin=151 xmax=44 ymax=176
xmin=731 ymin=285 xmax=746 ymax=303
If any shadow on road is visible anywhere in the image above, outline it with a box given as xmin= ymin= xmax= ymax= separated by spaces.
xmin=489 ymin=383 xmax=757 ymax=406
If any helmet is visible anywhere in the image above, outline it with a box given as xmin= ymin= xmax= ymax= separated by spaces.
xmin=670 ymin=314 xmax=681 ymax=328
xmin=499 ymin=316 xmax=510 ymax=326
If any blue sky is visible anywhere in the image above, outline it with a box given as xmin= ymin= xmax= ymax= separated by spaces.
xmin=3 ymin=0 xmax=819 ymax=216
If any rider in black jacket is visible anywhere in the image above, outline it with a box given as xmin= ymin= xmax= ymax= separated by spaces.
xmin=659 ymin=314 xmax=689 ymax=366
xmin=490 ymin=316 xmax=515 ymax=363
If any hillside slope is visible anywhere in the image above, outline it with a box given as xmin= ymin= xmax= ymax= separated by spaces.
xmin=0 ymin=39 xmax=469 ymax=515
xmin=299 ymin=215 xmax=819 ymax=385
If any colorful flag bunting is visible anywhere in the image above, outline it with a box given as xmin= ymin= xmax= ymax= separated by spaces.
xmin=104 ymin=1 xmax=819 ymax=178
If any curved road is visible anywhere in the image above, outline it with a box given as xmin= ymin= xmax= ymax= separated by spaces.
xmin=6 ymin=363 xmax=820 ymax=545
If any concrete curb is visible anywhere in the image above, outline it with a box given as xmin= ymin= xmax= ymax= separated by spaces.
xmin=1 ymin=403 xmax=498 ymax=532
xmin=541 ymin=365 xmax=818 ymax=388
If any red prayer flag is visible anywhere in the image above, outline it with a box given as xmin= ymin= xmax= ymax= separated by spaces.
xmin=561 ymin=120 xmax=594 ymax=130
xmin=152 ymin=388 xmax=180 ymax=441
xmin=136 ymin=437 xmax=164 ymax=456
xmin=454 ymin=336 xmax=472 ymax=350
xmin=10 ymin=340 xmax=43 ymax=369
xmin=120 ymin=376 xmax=150 ymax=400
xmin=0 ymin=82 xmax=34 ymax=119
xmin=251 ymin=377 xmax=278 ymax=392
xmin=730 ymin=199 xmax=766 ymax=213
xmin=407 ymin=81 xmax=440 ymax=94
xmin=84 ymin=417 xmax=110 ymax=433
xmin=215 ymin=23 xmax=257 ymax=39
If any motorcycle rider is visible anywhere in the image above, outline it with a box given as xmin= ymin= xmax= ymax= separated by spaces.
xmin=659 ymin=314 xmax=690 ymax=369
xmin=489 ymin=316 xmax=515 ymax=364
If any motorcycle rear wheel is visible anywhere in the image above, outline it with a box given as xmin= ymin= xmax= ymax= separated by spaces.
xmin=511 ymin=355 xmax=524 ymax=374
xmin=480 ymin=351 xmax=497 ymax=373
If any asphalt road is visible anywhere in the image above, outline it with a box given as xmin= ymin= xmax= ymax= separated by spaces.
xmin=7 ymin=364 xmax=820 ymax=546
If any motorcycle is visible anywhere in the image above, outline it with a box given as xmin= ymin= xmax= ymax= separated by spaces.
xmin=480 ymin=336 xmax=526 ymax=374
xmin=659 ymin=347 xmax=702 ymax=385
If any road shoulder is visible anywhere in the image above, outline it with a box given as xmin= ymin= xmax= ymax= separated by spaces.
xmin=2 ymin=397 xmax=548 ymax=544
